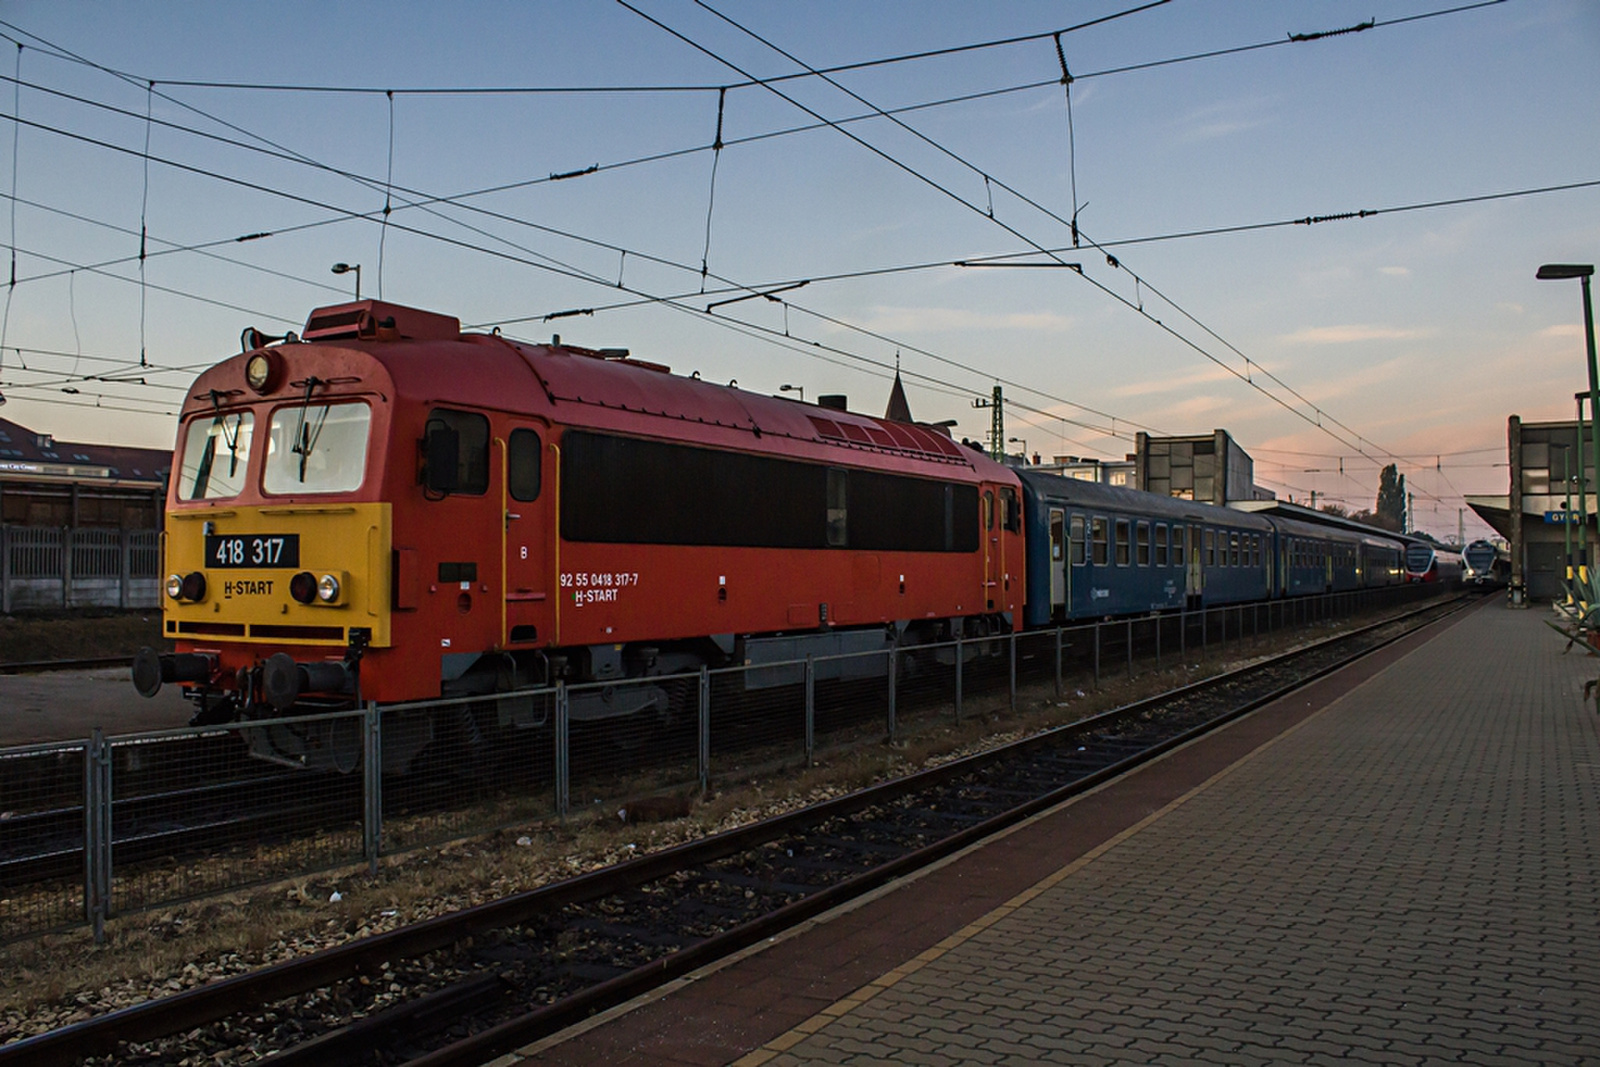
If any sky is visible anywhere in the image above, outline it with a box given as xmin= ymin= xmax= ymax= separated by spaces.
xmin=0 ymin=0 xmax=1596 ymax=541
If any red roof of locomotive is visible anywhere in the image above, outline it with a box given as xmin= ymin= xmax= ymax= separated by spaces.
xmin=190 ymin=299 xmax=1011 ymax=485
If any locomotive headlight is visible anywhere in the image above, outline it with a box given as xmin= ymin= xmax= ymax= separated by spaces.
xmin=165 ymin=574 xmax=184 ymax=600
xmin=316 ymin=573 xmax=341 ymax=603
xmin=179 ymin=571 xmax=207 ymax=602
xmin=243 ymin=350 xmax=280 ymax=394
xmin=289 ymin=571 xmax=318 ymax=605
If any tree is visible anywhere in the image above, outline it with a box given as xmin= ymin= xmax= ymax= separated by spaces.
xmin=1319 ymin=503 xmax=1350 ymax=518
xmin=1374 ymin=464 xmax=1406 ymax=532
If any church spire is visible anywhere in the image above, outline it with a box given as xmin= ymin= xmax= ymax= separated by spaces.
xmin=885 ymin=356 xmax=912 ymax=423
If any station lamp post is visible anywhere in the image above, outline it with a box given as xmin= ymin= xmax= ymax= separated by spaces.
xmin=1538 ymin=263 xmax=1598 ymax=582
xmin=779 ymin=383 xmax=804 ymax=402
xmin=331 ymin=262 xmax=362 ymax=300
xmin=1008 ymin=436 xmax=1028 ymax=464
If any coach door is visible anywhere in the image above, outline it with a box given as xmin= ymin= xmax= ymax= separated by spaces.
xmin=1048 ymin=508 xmax=1067 ymax=612
xmin=501 ymin=422 xmax=552 ymax=647
xmin=1186 ymin=525 xmax=1203 ymax=605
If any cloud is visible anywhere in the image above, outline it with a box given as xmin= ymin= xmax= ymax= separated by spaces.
xmin=1110 ymin=363 xmax=1244 ymax=399
xmin=854 ymin=306 xmax=1075 ymax=335
xmin=1539 ymin=323 xmax=1583 ymax=339
xmin=1279 ymin=324 xmax=1433 ymax=345
xmin=1378 ymin=266 xmax=1411 ymax=277
xmin=1173 ymin=96 xmax=1274 ymax=143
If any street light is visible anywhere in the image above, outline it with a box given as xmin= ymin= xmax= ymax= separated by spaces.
xmin=1008 ymin=436 xmax=1028 ymax=464
xmin=779 ymin=383 xmax=804 ymax=402
xmin=331 ymin=262 xmax=362 ymax=300
xmin=1538 ymin=263 xmax=1598 ymax=583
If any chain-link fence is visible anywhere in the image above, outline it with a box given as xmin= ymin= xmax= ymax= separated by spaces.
xmin=0 ymin=582 xmax=1440 ymax=943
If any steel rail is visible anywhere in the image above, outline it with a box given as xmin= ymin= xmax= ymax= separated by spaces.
xmin=394 ymin=592 xmax=1481 ymax=1067
xmin=0 ymin=655 xmax=135 ymax=675
xmin=0 ymin=592 xmax=1476 ymax=1066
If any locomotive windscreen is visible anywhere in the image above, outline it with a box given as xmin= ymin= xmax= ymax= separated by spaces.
xmin=559 ymin=430 xmax=979 ymax=552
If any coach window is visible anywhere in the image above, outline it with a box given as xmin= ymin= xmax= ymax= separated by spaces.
xmin=1071 ymin=515 xmax=1086 ymax=565
xmin=827 ymin=468 xmax=848 ymax=547
xmin=1115 ymin=519 xmax=1131 ymax=566
xmin=1136 ymin=521 xmax=1150 ymax=565
xmin=1173 ymin=525 xmax=1185 ymax=566
xmin=1091 ymin=517 xmax=1108 ymax=565
xmin=508 ymin=428 xmax=542 ymax=501
xmin=1204 ymin=528 xmax=1215 ymax=566
xmin=264 ymin=401 xmax=371 ymax=495
xmin=1155 ymin=523 xmax=1168 ymax=566
xmin=178 ymin=410 xmax=254 ymax=500
xmin=1230 ymin=532 xmax=1240 ymax=567
xmin=983 ymin=490 xmax=995 ymax=531
xmin=1001 ymin=486 xmax=1021 ymax=532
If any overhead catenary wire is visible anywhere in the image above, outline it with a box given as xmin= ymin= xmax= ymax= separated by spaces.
xmin=642 ymin=0 xmax=1396 ymax=467
xmin=0 ymin=3 xmax=1536 ymax=511
xmin=1 ymin=0 xmax=1501 ymax=99
xmin=6 ymin=67 xmax=1593 ymax=305
xmin=679 ymin=0 xmax=1533 ymax=504
xmin=655 ymin=0 xmax=1486 ymax=507
xmin=0 ymin=92 xmax=1165 ymax=445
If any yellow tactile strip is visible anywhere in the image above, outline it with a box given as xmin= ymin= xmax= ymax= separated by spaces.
xmin=729 ymin=692 xmax=1347 ymax=1067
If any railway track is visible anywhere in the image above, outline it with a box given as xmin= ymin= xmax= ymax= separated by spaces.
xmin=0 ymin=591 xmax=1478 ymax=1067
xmin=0 ymin=656 xmax=134 ymax=675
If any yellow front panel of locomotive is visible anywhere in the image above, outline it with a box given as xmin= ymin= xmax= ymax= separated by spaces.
xmin=162 ymin=503 xmax=392 ymax=647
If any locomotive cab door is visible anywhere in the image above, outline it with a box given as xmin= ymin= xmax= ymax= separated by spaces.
xmin=501 ymin=423 xmax=552 ymax=648
xmin=982 ymin=488 xmax=1000 ymax=611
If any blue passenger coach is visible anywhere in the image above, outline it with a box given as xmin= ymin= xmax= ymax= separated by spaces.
xmin=1017 ymin=469 xmax=1410 ymax=628
xmin=1019 ymin=470 xmax=1272 ymax=626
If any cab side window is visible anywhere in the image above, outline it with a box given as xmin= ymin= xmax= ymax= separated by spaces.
xmin=508 ymin=428 xmax=542 ymax=502
xmin=423 ymin=408 xmax=490 ymax=496
xmin=1001 ymin=487 xmax=1021 ymax=533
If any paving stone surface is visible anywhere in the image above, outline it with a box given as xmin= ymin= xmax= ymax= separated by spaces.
xmin=747 ymin=601 xmax=1600 ymax=1064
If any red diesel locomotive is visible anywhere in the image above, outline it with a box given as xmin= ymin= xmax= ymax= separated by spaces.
xmin=134 ymin=300 xmax=1025 ymax=769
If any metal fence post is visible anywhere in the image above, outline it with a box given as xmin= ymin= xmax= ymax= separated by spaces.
xmin=554 ymin=682 xmax=570 ymax=819
xmin=886 ymin=646 xmax=898 ymax=743
xmin=1008 ymin=630 xmax=1017 ymax=712
xmin=954 ymin=630 xmax=964 ymax=723
xmin=1126 ymin=619 xmax=1133 ymax=680
xmin=698 ymin=667 xmax=710 ymax=795
xmin=363 ymin=701 xmax=382 ymax=875
xmin=1180 ymin=606 xmax=1186 ymax=660
xmin=1093 ymin=621 xmax=1100 ymax=690
xmin=804 ymin=655 xmax=815 ymax=765
xmin=119 ymin=528 xmax=131 ymax=610
xmin=1155 ymin=614 xmax=1161 ymax=671
xmin=1 ymin=525 xmax=9 ymax=615
xmin=84 ymin=728 xmax=112 ymax=944
xmin=62 ymin=526 xmax=73 ymax=609
xmin=1053 ymin=627 xmax=1062 ymax=699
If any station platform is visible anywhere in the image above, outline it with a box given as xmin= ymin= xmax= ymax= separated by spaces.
xmin=500 ymin=597 xmax=1600 ymax=1066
